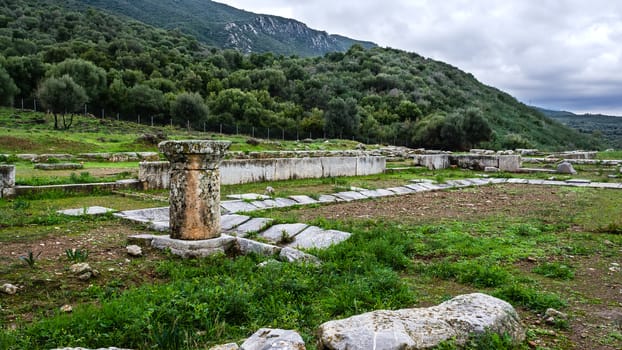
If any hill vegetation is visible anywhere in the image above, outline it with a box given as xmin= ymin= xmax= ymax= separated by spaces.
xmin=0 ymin=0 xmax=602 ymax=151
xmin=538 ymin=108 xmax=622 ymax=149
xmin=71 ymin=0 xmax=377 ymax=57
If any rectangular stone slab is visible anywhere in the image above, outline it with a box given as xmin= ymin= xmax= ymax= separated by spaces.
xmin=288 ymin=226 xmax=351 ymax=249
xmin=227 ymin=193 xmax=271 ymax=200
xmin=289 ymin=195 xmax=318 ymax=205
xmin=385 ymin=186 xmax=415 ymax=195
xmin=57 ymin=206 xmax=115 ymax=216
xmin=220 ymin=200 xmax=261 ymax=213
xmin=231 ymin=217 xmax=273 ymax=237
xmin=260 ymin=223 xmax=309 ymax=244
xmin=114 ymin=207 xmax=169 ymax=223
xmin=333 ymin=191 xmax=369 ymax=201
xmin=318 ymin=194 xmax=339 ymax=203
xmin=274 ymin=197 xmax=299 ymax=207
xmin=221 ymin=214 xmax=252 ymax=231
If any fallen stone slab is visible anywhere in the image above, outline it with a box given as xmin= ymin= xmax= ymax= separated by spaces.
xmin=57 ymin=206 xmax=115 ymax=216
xmin=274 ymin=197 xmax=299 ymax=207
xmin=333 ymin=191 xmax=369 ymax=201
xmin=227 ymin=193 xmax=271 ymax=200
xmin=236 ymin=237 xmax=282 ymax=256
xmin=318 ymin=293 xmax=525 ymax=350
xmin=260 ymin=223 xmax=309 ymax=244
xmin=289 ymin=195 xmax=318 ymax=205
xmin=241 ymin=328 xmax=305 ymax=350
xmin=385 ymin=186 xmax=415 ymax=195
xmin=358 ymin=189 xmax=387 ymax=198
xmin=114 ymin=207 xmax=169 ymax=224
xmin=230 ymin=218 xmax=273 ymax=237
xmin=279 ymin=247 xmax=321 ymax=264
xmin=221 ymin=214 xmax=252 ymax=231
xmin=249 ymin=200 xmax=276 ymax=210
xmin=288 ymin=227 xmax=351 ymax=249
xmin=565 ymin=179 xmax=591 ymax=184
xmin=221 ymin=200 xmax=261 ymax=213
xmin=318 ymin=194 xmax=340 ymax=203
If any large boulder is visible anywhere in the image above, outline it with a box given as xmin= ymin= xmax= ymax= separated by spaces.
xmin=318 ymin=293 xmax=525 ymax=350
xmin=556 ymin=161 xmax=577 ymax=174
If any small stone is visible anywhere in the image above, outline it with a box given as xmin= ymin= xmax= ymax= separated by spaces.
xmin=604 ymin=240 xmax=614 ymax=246
xmin=126 ymin=245 xmax=143 ymax=257
xmin=544 ymin=308 xmax=568 ymax=321
xmin=557 ymin=162 xmax=577 ymax=174
xmin=70 ymin=263 xmax=92 ymax=275
xmin=580 ymin=332 xmax=588 ymax=338
xmin=60 ymin=304 xmax=72 ymax=313
xmin=264 ymin=186 xmax=275 ymax=196
xmin=1 ymin=283 xmax=18 ymax=295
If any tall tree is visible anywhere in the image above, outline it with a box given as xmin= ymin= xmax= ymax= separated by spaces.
xmin=37 ymin=75 xmax=88 ymax=129
xmin=170 ymin=92 xmax=208 ymax=128
xmin=49 ymin=59 xmax=107 ymax=105
xmin=0 ymin=65 xmax=19 ymax=106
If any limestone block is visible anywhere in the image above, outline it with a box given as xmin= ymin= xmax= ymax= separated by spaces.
xmin=498 ymin=155 xmax=521 ymax=172
xmin=414 ymin=154 xmax=449 ymax=170
xmin=241 ymin=328 xmax=305 ymax=350
xmin=557 ymin=162 xmax=577 ymax=174
xmin=318 ymin=293 xmax=525 ymax=350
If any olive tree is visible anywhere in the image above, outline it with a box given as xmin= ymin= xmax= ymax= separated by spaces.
xmin=37 ymin=75 xmax=87 ymax=129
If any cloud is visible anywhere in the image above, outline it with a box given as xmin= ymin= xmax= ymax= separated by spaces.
xmin=218 ymin=0 xmax=622 ymax=115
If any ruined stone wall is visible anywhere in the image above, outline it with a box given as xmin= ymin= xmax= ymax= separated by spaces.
xmin=140 ymin=156 xmax=386 ymax=188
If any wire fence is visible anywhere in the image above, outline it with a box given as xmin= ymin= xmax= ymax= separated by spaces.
xmin=13 ymin=98 xmax=409 ymax=146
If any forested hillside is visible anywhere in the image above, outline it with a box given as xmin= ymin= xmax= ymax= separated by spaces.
xmin=0 ymin=0 xmax=602 ymax=150
xmin=71 ymin=0 xmax=377 ymax=57
xmin=538 ymin=108 xmax=622 ymax=149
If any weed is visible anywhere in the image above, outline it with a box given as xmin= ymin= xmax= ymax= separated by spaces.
xmin=11 ymin=199 xmax=30 ymax=210
xmin=493 ymin=284 xmax=566 ymax=312
xmin=507 ymin=223 xmax=541 ymax=237
xmin=279 ymin=230 xmax=294 ymax=244
xmin=65 ymin=248 xmax=89 ymax=263
xmin=596 ymin=222 xmax=622 ymax=235
xmin=20 ymin=251 xmax=41 ymax=268
xmin=532 ymin=262 xmax=575 ymax=280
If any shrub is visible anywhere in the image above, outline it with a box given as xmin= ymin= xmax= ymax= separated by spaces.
xmin=493 ymin=284 xmax=566 ymax=312
xmin=532 ymin=262 xmax=575 ymax=280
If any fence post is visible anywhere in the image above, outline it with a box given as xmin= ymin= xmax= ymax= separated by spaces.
xmin=220 ymin=124 xmax=223 ymax=134
xmin=84 ymin=104 xmax=87 ymax=116
xmin=267 ymin=127 xmax=270 ymax=140
xmin=151 ymin=116 xmax=154 ymax=127
xmin=117 ymin=113 xmax=120 ymax=121
xmin=21 ymin=98 xmax=24 ymax=110
xmin=33 ymin=98 xmax=37 ymax=112
xmin=138 ymin=114 xmax=141 ymax=124
xmin=281 ymin=128 xmax=284 ymax=140
xmin=252 ymin=126 xmax=255 ymax=138
xmin=187 ymin=120 xmax=190 ymax=132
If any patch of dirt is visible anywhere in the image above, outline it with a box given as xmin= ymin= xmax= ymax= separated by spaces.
xmin=296 ymin=184 xmax=567 ymax=224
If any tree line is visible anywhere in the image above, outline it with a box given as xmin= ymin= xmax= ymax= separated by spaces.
xmin=0 ymin=0 xmax=601 ymax=150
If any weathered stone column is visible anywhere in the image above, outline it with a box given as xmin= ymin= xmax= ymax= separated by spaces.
xmin=0 ymin=165 xmax=16 ymax=199
xmin=158 ymin=140 xmax=231 ymax=240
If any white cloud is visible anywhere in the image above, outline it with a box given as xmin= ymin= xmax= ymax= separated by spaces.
xmin=217 ymin=0 xmax=622 ymax=115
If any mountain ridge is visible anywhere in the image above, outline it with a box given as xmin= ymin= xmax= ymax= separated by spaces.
xmin=73 ymin=0 xmax=377 ymax=56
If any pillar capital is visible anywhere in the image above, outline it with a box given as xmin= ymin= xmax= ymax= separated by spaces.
xmin=158 ymin=140 xmax=231 ymax=170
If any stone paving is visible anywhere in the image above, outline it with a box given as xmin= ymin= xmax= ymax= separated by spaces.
xmin=62 ymin=176 xmax=620 ymax=259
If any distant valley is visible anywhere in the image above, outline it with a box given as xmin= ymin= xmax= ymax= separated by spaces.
xmin=538 ymin=108 xmax=622 ymax=148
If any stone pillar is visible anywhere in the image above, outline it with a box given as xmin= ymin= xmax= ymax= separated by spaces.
xmin=158 ymin=140 xmax=231 ymax=240
xmin=0 ymin=165 xmax=16 ymax=199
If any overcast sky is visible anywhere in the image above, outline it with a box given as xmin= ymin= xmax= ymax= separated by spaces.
xmin=218 ymin=0 xmax=622 ymax=116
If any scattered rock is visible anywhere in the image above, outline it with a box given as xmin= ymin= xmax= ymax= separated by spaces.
xmin=279 ymin=247 xmax=321 ymax=265
xmin=240 ymin=328 xmax=305 ymax=350
xmin=355 ymin=143 xmax=366 ymax=150
xmin=484 ymin=166 xmax=500 ymax=173
xmin=318 ymin=293 xmax=525 ymax=350
xmin=544 ymin=308 xmax=568 ymax=324
xmin=70 ymin=263 xmax=99 ymax=281
xmin=60 ymin=304 xmax=73 ymax=313
xmin=246 ymin=138 xmax=261 ymax=146
xmin=257 ymin=259 xmax=281 ymax=268
xmin=138 ymin=132 xmax=167 ymax=145
xmin=604 ymin=240 xmax=614 ymax=246
xmin=1 ymin=283 xmax=18 ymax=295
xmin=264 ymin=186 xmax=275 ymax=196
xmin=302 ymin=138 xmax=313 ymax=143
xmin=556 ymin=162 xmax=577 ymax=174
xmin=126 ymin=245 xmax=143 ymax=257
